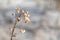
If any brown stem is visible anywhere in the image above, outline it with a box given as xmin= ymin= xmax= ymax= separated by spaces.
xmin=10 ymin=20 xmax=17 ymax=40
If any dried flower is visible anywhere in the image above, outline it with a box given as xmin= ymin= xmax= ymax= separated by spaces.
xmin=24 ymin=17 xmax=30 ymax=24
xmin=20 ymin=29 xmax=25 ymax=33
xmin=27 ymin=14 xmax=30 ymax=17
xmin=17 ymin=17 xmax=22 ymax=22
xmin=24 ymin=12 xmax=29 ymax=17
xmin=10 ymin=7 xmax=30 ymax=40
xmin=24 ymin=13 xmax=28 ymax=17
xmin=16 ymin=8 xmax=21 ymax=13
xmin=25 ymin=17 xmax=30 ymax=21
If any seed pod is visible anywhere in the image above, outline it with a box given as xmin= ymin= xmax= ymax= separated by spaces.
xmin=17 ymin=17 xmax=22 ymax=22
xmin=25 ymin=19 xmax=30 ymax=24
xmin=20 ymin=29 xmax=25 ymax=33
xmin=24 ymin=13 xmax=28 ymax=17
xmin=25 ymin=17 xmax=30 ymax=21
xmin=24 ymin=17 xmax=30 ymax=24
xmin=16 ymin=8 xmax=21 ymax=13
xmin=27 ymin=14 xmax=30 ymax=17
xmin=24 ymin=13 xmax=30 ymax=17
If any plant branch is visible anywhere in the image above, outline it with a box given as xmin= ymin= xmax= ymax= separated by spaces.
xmin=10 ymin=20 xmax=17 ymax=40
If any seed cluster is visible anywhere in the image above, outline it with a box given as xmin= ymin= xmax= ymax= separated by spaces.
xmin=12 ymin=7 xmax=30 ymax=24
xmin=10 ymin=7 xmax=30 ymax=40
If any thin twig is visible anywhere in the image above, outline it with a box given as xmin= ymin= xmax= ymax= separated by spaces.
xmin=10 ymin=20 xmax=17 ymax=40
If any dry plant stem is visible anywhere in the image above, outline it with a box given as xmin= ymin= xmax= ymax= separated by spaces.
xmin=10 ymin=20 xmax=17 ymax=40
xmin=10 ymin=8 xmax=30 ymax=40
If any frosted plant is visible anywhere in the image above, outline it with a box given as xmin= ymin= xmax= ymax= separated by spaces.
xmin=9 ymin=7 xmax=30 ymax=40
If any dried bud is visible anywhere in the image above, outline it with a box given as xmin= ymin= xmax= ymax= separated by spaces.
xmin=25 ymin=17 xmax=30 ymax=21
xmin=17 ymin=17 xmax=22 ymax=22
xmin=27 ymin=14 xmax=30 ymax=17
xmin=20 ymin=29 xmax=25 ymax=33
xmin=24 ymin=13 xmax=28 ymax=17
xmin=24 ymin=13 xmax=30 ymax=17
xmin=24 ymin=17 xmax=30 ymax=24
xmin=16 ymin=8 xmax=20 ymax=13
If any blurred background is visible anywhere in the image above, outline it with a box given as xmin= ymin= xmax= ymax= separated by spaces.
xmin=0 ymin=0 xmax=60 ymax=40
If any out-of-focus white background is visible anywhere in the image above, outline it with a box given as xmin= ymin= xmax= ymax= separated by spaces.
xmin=0 ymin=0 xmax=60 ymax=40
